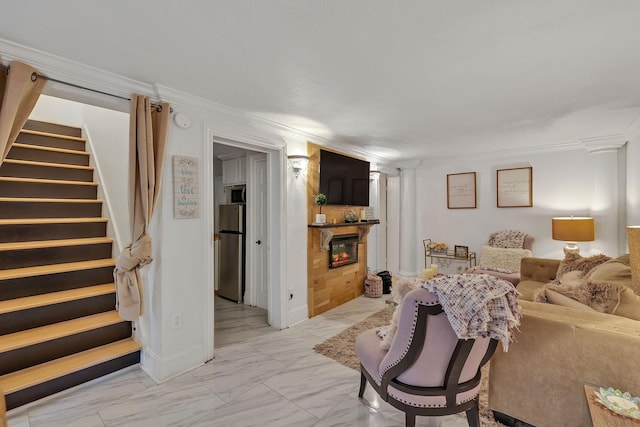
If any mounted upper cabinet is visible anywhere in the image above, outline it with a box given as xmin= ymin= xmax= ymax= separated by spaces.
xmin=222 ymin=156 xmax=246 ymax=186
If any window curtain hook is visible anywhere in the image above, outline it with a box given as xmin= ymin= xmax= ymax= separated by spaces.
xmin=31 ymin=72 xmax=39 ymax=82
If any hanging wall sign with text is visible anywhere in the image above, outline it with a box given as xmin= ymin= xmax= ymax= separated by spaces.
xmin=173 ymin=155 xmax=200 ymax=219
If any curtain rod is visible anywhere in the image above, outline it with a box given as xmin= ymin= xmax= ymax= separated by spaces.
xmin=1 ymin=63 xmax=171 ymax=113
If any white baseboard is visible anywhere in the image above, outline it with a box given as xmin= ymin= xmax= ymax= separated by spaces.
xmin=140 ymin=345 xmax=205 ymax=383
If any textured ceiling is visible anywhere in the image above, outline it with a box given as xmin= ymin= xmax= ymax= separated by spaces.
xmin=2 ymin=1 xmax=640 ymax=162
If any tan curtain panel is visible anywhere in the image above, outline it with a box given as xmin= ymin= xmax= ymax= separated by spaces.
xmin=0 ymin=59 xmax=46 ymax=164
xmin=114 ymin=94 xmax=170 ymax=321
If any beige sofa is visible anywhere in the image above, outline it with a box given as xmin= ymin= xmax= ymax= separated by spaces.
xmin=489 ymin=257 xmax=640 ymax=427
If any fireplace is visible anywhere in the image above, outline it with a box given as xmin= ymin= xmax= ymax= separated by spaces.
xmin=329 ymin=234 xmax=359 ymax=268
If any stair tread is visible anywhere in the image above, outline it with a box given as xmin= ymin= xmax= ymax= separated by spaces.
xmin=0 ymin=284 xmax=115 ymax=315
xmin=0 ymin=338 xmax=140 ymax=394
xmin=12 ymin=143 xmax=88 ymax=156
xmin=2 ymin=159 xmax=93 ymax=171
xmin=0 ymin=176 xmax=97 ymax=186
xmin=0 ymin=258 xmax=116 ymax=281
xmin=0 ymin=311 xmax=124 ymax=353
xmin=20 ymin=129 xmax=86 ymax=143
xmin=0 ymin=217 xmax=108 ymax=225
xmin=0 ymin=197 xmax=102 ymax=203
xmin=0 ymin=236 xmax=112 ymax=251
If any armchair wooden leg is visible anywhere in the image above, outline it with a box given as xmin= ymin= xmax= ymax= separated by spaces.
xmin=405 ymin=412 xmax=416 ymax=427
xmin=465 ymin=403 xmax=480 ymax=427
xmin=358 ymin=371 xmax=367 ymax=397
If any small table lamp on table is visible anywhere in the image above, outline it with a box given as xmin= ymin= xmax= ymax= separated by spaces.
xmin=552 ymin=216 xmax=595 ymax=255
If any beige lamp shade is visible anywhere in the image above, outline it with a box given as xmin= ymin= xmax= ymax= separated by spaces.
xmin=552 ymin=216 xmax=594 ymax=255
xmin=628 ymin=226 xmax=640 ymax=291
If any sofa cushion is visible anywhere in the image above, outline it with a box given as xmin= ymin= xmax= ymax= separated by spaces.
xmin=478 ymin=245 xmax=532 ymax=273
xmin=612 ymin=288 xmax=640 ymax=321
xmin=555 ymin=253 xmax=611 ymax=282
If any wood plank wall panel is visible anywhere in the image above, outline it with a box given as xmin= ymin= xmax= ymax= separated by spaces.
xmin=306 ymin=143 xmax=368 ymax=317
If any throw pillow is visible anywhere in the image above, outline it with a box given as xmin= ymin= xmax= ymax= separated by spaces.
xmin=534 ymin=281 xmax=626 ymax=313
xmin=558 ymin=270 xmax=587 ymax=287
xmin=478 ymin=245 xmax=532 ymax=273
xmin=612 ymin=288 xmax=640 ymax=321
xmin=488 ymin=230 xmax=527 ymax=248
xmin=540 ymin=289 xmax=597 ymax=311
xmin=555 ymin=253 xmax=611 ymax=282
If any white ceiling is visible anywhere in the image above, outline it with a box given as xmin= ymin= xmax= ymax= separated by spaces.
xmin=2 ymin=1 xmax=640 ymax=162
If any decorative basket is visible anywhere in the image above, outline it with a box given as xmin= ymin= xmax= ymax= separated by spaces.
xmin=364 ymin=274 xmax=383 ymax=298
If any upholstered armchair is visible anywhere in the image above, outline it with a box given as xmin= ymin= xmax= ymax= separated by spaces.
xmin=468 ymin=230 xmax=534 ymax=285
xmin=356 ymin=286 xmax=498 ymax=427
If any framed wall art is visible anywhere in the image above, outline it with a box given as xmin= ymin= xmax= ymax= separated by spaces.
xmin=447 ymin=172 xmax=476 ymax=209
xmin=496 ymin=166 xmax=532 ymax=208
xmin=173 ymin=155 xmax=200 ymax=218
xmin=454 ymin=245 xmax=469 ymax=258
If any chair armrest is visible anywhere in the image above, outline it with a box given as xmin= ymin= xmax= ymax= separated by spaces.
xmin=519 ymin=257 xmax=560 ymax=283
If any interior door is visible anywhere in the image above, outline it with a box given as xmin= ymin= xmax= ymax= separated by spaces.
xmin=252 ymin=154 xmax=269 ymax=310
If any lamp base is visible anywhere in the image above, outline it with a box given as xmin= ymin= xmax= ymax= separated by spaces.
xmin=563 ymin=242 xmax=580 ymax=256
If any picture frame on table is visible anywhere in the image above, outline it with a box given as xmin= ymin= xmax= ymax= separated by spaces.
xmin=454 ymin=245 xmax=469 ymax=258
xmin=447 ymin=172 xmax=476 ymax=209
xmin=497 ymin=166 xmax=533 ymax=208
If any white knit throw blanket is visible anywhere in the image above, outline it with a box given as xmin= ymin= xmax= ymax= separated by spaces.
xmin=421 ymin=273 xmax=521 ymax=351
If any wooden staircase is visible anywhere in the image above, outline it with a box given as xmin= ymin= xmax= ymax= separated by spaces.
xmin=0 ymin=120 xmax=140 ymax=411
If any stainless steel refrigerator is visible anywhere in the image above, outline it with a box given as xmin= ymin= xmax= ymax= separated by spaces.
xmin=218 ymin=204 xmax=245 ymax=302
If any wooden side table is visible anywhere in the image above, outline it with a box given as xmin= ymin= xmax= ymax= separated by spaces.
xmin=584 ymin=384 xmax=638 ymax=427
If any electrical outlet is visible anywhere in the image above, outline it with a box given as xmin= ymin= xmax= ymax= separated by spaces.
xmin=172 ymin=312 xmax=183 ymax=330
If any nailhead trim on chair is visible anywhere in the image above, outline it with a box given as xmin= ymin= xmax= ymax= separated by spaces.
xmin=380 ymin=298 xmax=436 ymax=378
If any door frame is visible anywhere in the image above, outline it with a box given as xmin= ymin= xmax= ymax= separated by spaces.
xmin=245 ymin=152 xmax=268 ymax=309
xmin=203 ymin=128 xmax=286 ymax=361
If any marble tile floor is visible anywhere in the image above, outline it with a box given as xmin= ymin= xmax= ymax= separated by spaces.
xmin=7 ymin=296 xmax=471 ymax=427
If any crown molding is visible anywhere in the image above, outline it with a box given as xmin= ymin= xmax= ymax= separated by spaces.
xmin=580 ymin=134 xmax=627 ymax=154
xmin=0 ymin=38 xmax=154 ymax=107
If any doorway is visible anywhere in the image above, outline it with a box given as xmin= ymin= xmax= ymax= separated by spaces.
xmin=207 ymin=134 xmax=285 ymax=360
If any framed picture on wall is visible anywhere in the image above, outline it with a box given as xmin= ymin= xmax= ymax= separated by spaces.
xmin=447 ymin=172 xmax=476 ymax=209
xmin=454 ymin=245 xmax=469 ymax=258
xmin=497 ymin=166 xmax=533 ymax=208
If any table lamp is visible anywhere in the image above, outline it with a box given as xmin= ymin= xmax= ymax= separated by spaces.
xmin=628 ymin=226 xmax=640 ymax=291
xmin=552 ymin=216 xmax=594 ymax=255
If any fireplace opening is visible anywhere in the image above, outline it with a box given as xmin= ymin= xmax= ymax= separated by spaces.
xmin=329 ymin=234 xmax=359 ymax=268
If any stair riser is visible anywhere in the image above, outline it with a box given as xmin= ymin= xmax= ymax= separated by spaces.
xmin=5 ymin=351 xmax=140 ymax=411
xmin=0 ymin=201 xmax=102 ymax=219
xmin=0 ymin=243 xmax=112 ymax=270
xmin=6 ymin=146 xmax=89 ymax=166
xmin=0 ymin=222 xmax=107 ymax=243
xmin=0 ymin=293 xmax=115 ymax=335
xmin=0 ymin=266 xmax=114 ymax=301
xmin=0 ymin=162 xmax=93 ymax=182
xmin=0 ymin=322 xmax=132 ymax=376
xmin=0 ymin=180 xmax=97 ymax=199
xmin=15 ymin=133 xmax=85 ymax=152
xmin=23 ymin=120 xmax=82 ymax=138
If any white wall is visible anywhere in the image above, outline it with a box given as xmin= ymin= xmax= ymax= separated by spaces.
xmin=416 ymin=146 xmax=611 ymax=275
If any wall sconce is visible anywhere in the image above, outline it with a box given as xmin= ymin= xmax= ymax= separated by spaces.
xmin=288 ymin=155 xmax=309 ymax=178
xmin=552 ymin=216 xmax=595 ymax=255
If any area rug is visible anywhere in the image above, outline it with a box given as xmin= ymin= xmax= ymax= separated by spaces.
xmin=313 ymin=308 xmax=506 ymax=427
